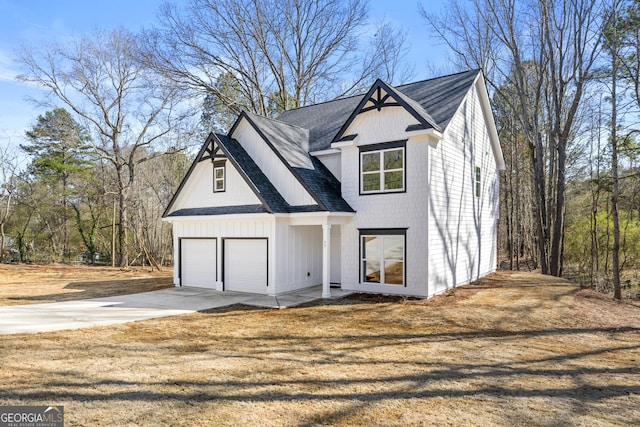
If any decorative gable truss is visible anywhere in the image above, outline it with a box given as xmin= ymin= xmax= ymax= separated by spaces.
xmin=361 ymin=86 xmax=401 ymax=113
xmin=163 ymin=133 xmax=291 ymax=217
xmin=198 ymin=138 xmax=226 ymax=163
xmin=333 ymin=79 xmax=443 ymax=145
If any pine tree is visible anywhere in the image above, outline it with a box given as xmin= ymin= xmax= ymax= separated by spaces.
xmin=22 ymin=108 xmax=92 ymax=261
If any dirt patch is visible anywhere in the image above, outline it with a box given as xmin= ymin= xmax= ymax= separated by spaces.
xmin=0 ymin=271 xmax=639 ymax=426
xmin=0 ymin=263 xmax=173 ymax=305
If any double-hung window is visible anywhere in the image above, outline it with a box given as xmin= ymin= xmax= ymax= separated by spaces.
xmin=213 ymin=160 xmax=226 ymax=192
xmin=360 ymin=229 xmax=406 ymax=286
xmin=360 ymin=141 xmax=405 ymax=194
xmin=475 ymin=166 xmax=481 ymax=198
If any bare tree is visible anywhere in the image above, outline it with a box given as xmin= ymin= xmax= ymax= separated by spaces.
xmin=541 ymin=0 xmax=602 ymax=276
xmin=0 ymin=141 xmax=19 ymax=262
xmin=616 ymin=0 xmax=640 ymax=108
xmin=143 ymin=0 xmax=410 ymax=119
xmin=424 ymin=0 xmax=603 ymax=276
xmin=18 ymin=28 xmax=186 ymax=267
xmin=606 ymin=0 xmax=623 ymax=299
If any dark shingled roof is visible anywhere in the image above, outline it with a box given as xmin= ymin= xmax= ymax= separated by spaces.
xmin=165 ymin=204 xmax=330 ymax=217
xmin=166 ymin=205 xmax=269 ymax=217
xmin=214 ymin=133 xmax=291 ymax=213
xmin=294 ymin=156 xmax=354 ymax=212
xmin=238 ymin=113 xmax=355 ymax=213
xmin=244 ymin=112 xmax=312 ymax=168
xmin=277 ymin=69 xmax=480 ymax=152
xmin=216 ymin=134 xmax=349 ymax=213
xmin=165 ymin=70 xmax=480 ymax=218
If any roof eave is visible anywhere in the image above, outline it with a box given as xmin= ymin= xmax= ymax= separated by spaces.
xmin=474 ymin=73 xmax=506 ymax=170
xmin=162 ymin=133 xmax=216 ymax=218
xmin=163 ymin=212 xmax=275 ymax=222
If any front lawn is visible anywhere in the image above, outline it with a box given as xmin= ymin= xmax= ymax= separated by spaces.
xmin=0 ymin=271 xmax=638 ymax=426
xmin=0 ymin=264 xmax=173 ymax=305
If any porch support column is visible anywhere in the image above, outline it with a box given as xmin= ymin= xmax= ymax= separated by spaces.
xmin=322 ymin=223 xmax=331 ymax=298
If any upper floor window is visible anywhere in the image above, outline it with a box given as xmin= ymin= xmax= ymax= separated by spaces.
xmin=214 ymin=160 xmax=226 ymax=192
xmin=475 ymin=166 xmax=481 ymax=198
xmin=360 ymin=141 xmax=405 ymax=194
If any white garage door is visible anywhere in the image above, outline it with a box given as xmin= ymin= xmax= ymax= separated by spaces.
xmin=224 ymin=239 xmax=267 ymax=294
xmin=181 ymin=238 xmax=217 ymax=288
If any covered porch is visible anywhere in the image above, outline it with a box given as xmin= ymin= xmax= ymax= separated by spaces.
xmin=279 ymin=212 xmax=353 ymax=298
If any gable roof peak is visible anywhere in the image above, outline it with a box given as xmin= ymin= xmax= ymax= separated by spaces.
xmin=276 ymin=69 xmax=482 ymax=152
xmin=332 ymin=77 xmax=442 ymax=142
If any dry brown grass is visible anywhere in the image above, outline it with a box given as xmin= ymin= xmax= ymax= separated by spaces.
xmin=0 ymin=264 xmax=173 ymax=305
xmin=1 ymin=271 xmax=639 ymax=426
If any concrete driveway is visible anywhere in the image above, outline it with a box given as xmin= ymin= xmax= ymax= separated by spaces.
xmin=0 ymin=286 xmax=351 ymax=335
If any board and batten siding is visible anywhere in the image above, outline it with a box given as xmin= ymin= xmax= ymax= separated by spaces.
xmin=171 ymin=216 xmax=276 ymax=292
xmin=338 ymin=106 xmax=431 ymax=297
xmin=170 ymin=158 xmax=261 ymax=210
xmin=274 ymin=220 xmax=323 ymax=293
xmin=427 ymin=82 xmax=499 ymax=296
xmin=231 ymin=119 xmax=316 ymax=206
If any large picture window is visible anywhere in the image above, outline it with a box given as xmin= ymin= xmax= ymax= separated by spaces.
xmin=360 ymin=229 xmax=406 ymax=286
xmin=360 ymin=142 xmax=405 ymax=194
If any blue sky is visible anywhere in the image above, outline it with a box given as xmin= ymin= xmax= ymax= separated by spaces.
xmin=0 ymin=0 xmax=449 ymax=145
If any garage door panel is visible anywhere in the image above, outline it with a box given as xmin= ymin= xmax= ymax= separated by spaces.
xmin=181 ymin=238 xmax=217 ymax=288
xmin=224 ymin=239 xmax=267 ymax=294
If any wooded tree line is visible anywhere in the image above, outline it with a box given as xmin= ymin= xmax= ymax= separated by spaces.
xmin=425 ymin=0 xmax=640 ymax=299
xmin=0 ymin=0 xmax=409 ymax=267
xmin=1 ymin=0 xmax=638 ymax=300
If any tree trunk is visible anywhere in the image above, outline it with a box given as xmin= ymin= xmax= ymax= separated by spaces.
xmin=118 ymin=189 xmax=129 ymax=268
xmin=0 ymin=222 xmax=5 ymax=262
xmin=530 ymin=134 xmax=549 ymax=274
xmin=610 ymin=0 xmax=622 ymax=300
xmin=550 ymin=138 xmax=566 ymax=276
xmin=611 ymin=39 xmax=622 ymax=299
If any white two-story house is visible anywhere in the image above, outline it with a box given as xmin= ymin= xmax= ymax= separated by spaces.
xmin=163 ymin=70 xmax=505 ymax=298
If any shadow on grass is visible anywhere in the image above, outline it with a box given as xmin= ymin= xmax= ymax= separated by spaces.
xmin=8 ymin=278 xmax=173 ymax=303
xmin=3 ymin=270 xmax=639 ymax=424
xmin=2 ymin=327 xmax=639 ymax=427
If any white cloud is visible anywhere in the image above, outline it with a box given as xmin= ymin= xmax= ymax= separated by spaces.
xmin=0 ymin=49 xmax=19 ymax=82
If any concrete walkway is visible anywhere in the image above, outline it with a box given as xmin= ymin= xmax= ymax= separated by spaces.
xmin=0 ymin=286 xmax=352 ymax=335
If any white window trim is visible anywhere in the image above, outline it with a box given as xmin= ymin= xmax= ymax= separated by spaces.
xmin=214 ymin=164 xmax=225 ymax=193
xmin=360 ymin=146 xmax=405 ymax=194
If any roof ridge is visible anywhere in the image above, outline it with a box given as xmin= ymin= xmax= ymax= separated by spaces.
xmin=277 ymin=91 xmax=364 ymax=115
xmin=277 ymin=69 xmax=479 ymax=116
xmin=245 ymin=110 xmax=310 ymax=132
xmin=395 ymin=69 xmax=480 ymax=90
